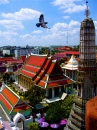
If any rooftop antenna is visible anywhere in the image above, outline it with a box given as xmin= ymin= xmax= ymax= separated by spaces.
xmin=85 ymin=1 xmax=90 ymax=18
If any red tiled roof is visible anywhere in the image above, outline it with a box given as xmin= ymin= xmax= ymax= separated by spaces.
xmin=0 ymin=94 xmax=12 ymax=112
xmin=0 ymin=57 xmax=14 ymax=61
xmin=23 ymin=65 xmax=39 ymax=73
xmin=13 ymin=105 xmax=30 ymax=112
xmin=20 ymin=56 xmax=26 ymax=62
xmin=47 ymin=63 xmax=55 ymax=74
xmin=38 ymin=81 xmax=45 ymax=87
xmin=42 ymin=76 xmax=47 ymax=81
xmin=7 ymin=60 xmax=23 ymax=64
xmin=27 ymin=55 xmax=47 ymax=67
xmin=16 ymin=54 xmax=71 ymax=88
xmin=47 ymin=79 xmax=71 ymax=87
xmin=43 ymin=60 xmax=51 ymax=70
xmin=20 ymin=69 xmax=35 ymax=78
xmin=49 ymin=75 xmax=65 ymax=81
xmin=61 ymin=51 xmax=80 ymax=55
xmin=2 ymin=87 xmax=19 ymax=106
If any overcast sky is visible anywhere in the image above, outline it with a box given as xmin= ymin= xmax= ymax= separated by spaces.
xmin=0 ymin=0 xmax=97 ymax=47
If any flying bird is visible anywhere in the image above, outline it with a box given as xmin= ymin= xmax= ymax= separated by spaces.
xmin=36 ymin=14 xmax=50 ymax=29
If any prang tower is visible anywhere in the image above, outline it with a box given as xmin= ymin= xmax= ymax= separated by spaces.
xmin=65 ymin=1 xmax=97 ymax=130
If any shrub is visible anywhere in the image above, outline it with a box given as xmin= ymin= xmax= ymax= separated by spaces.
xmin=27 ymin=122 xmax=39 ymax=130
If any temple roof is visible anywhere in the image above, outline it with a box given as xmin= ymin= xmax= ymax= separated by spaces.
xmin=16 ymin=54 xmax=72 ymax=88
xmin=62 ymin=55 xmax=78 ymax=70
xmin=0 ymin=85 xmax=31 ymax=115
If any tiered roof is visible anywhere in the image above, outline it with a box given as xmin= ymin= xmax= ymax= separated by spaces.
xmin=0 ymin=85 xmax=31 ymax=116
xmin=62 ymin=55 xmax=78 ymax=70
xmin=16 ymin=54 xmax=72 ymax=88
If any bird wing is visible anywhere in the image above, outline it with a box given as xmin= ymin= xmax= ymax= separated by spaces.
xmin=36 ymin=23 xmax=41 ymax=27
xmin=41 ymin=23 xmax=48 ymax=28
xmin=39 ymin=14 xmax=44 ymax=23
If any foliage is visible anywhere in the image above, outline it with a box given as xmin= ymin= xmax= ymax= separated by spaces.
xmin=23 ymin=85 xmax=46 ymax=107
xmin=3 ymin=54 xmax=14 ymax=57
xmin=45 ymin=95 xmax=75 ymax=124
xmin=3 ymin=72 xmax=10 ymax=82
xmin=27 ymin=122 xmax=39 ymax=130
xmin=58 ymin=58 xmax=64 ymax=65
xmin=45 ymin=101 xmax=64 ymax=124
xmin=61 ymin=95 xmax=75 ymax=118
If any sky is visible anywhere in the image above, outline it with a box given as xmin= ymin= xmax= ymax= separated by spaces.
xmin=0 ymin=0 xmax=97 ymax=47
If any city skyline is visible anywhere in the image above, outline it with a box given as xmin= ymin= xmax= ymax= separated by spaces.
xmin=0 ymin=0 xmax=97 ymax=47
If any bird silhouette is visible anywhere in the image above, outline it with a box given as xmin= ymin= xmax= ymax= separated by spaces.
xmin=36 ymin=14 xmax=50 ymax=29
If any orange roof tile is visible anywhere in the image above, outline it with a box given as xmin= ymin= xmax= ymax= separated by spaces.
xmin=2 ymin=87 xmax=19 ymax=106
xmin=27 ymin=55 xmax=46 ymax=67
xmin=20 ymin=69 xmax=35 ymax=78
xmin=47 ymin=63 xmax=55 ymax=74
xmin=38 ymin=81 xmax=45 ymax=87
xmin=23 ymin=65 xmax=39 ymax=73
xmin=0 ymin=94 xmax=12 ymax=112
xmin=13 ymin=105 xmax=30 ymax=112
xmin=47 ymin=79 xmax=71 ymax=87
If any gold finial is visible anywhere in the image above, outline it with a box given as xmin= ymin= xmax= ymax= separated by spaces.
xmin=85 ymin=1 xmax=90 ymax=18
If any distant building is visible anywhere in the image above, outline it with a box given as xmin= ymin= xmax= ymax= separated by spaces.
xmin=0 ymin=57 xmax=23 ymax=73
xmin=14 ymin=47 xmax=39 ymax=58
xmin=53 ymin=51 xmax=79 ymax=61
xmin=3 ymin=50 xmax=11 ymax=55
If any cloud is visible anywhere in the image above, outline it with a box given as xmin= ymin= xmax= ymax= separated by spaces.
xmin=1 ymin=8 xmax=41 ymax=21
xmin=63 ymin=16 xmax=70 ymax=19
xmin=0 ymin=31 xmax=18 ymax=46
xmin=31 ymin=30 xmax=43 ymax=34
xmin=0 ymin=19 xmax=24 ymax=30
xmin=51 ymin=0 xmax=86 ymax=14
xmin=19 ymin=20 xmax=81 ymax=46
xmin=0 ymin=0 xmax=9 ymax=4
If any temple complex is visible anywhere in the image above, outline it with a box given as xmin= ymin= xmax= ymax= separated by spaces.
xmin=65 ymin=1 xmax=97 ymax=130
xmin=14 ymin=54 xmax=72 ymax=103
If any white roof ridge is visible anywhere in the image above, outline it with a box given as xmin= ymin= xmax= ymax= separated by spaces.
xmin=64 ymin=55 xmax=78 ymax=69
xmin=67 ymin=55 xmax=78 ymax=65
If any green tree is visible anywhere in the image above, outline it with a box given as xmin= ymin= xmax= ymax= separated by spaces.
xmin=45 ymin=95 xmax=75 ymax=124
xmin=23 ymin=85 xmax=46 ymax=107
xmin=45 ymin=101 xmax=64 ymax=124
xmin=27 ymin=122 xmax=39 ymax=130
xmin=3 ymin=72 xmax=10 ymax=83
xmin=61 ymin=95 xmax=75 ymax=118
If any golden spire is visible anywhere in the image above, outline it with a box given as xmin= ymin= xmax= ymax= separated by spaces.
xmin=85 ymin=1 xmax=90 ymax=18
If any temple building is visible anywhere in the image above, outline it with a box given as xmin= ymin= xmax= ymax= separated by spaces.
xmin=0 ymin=83 xmax=32 ymax=121
xmin=62 ymin=55 xmax=78 ymax=94
xmin=65 ymin=1 xmax=97 ymax=130
xmin=14 ymin=54 xmax=72 ymax=103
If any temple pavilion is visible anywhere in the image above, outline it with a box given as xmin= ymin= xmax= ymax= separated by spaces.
xmin=62 ymin=55 xmax=78 ymax=94
xmin=14 ymin=54 xmax=72 ymax=103
xmin=0 ymin=83 xmax=32 ymax=121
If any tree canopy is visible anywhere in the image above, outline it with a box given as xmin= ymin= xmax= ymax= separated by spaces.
xmin=45 ymin=95 xmax=75 ymax=124
xmin=23 ymin=85 xmax=46 ymax=107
